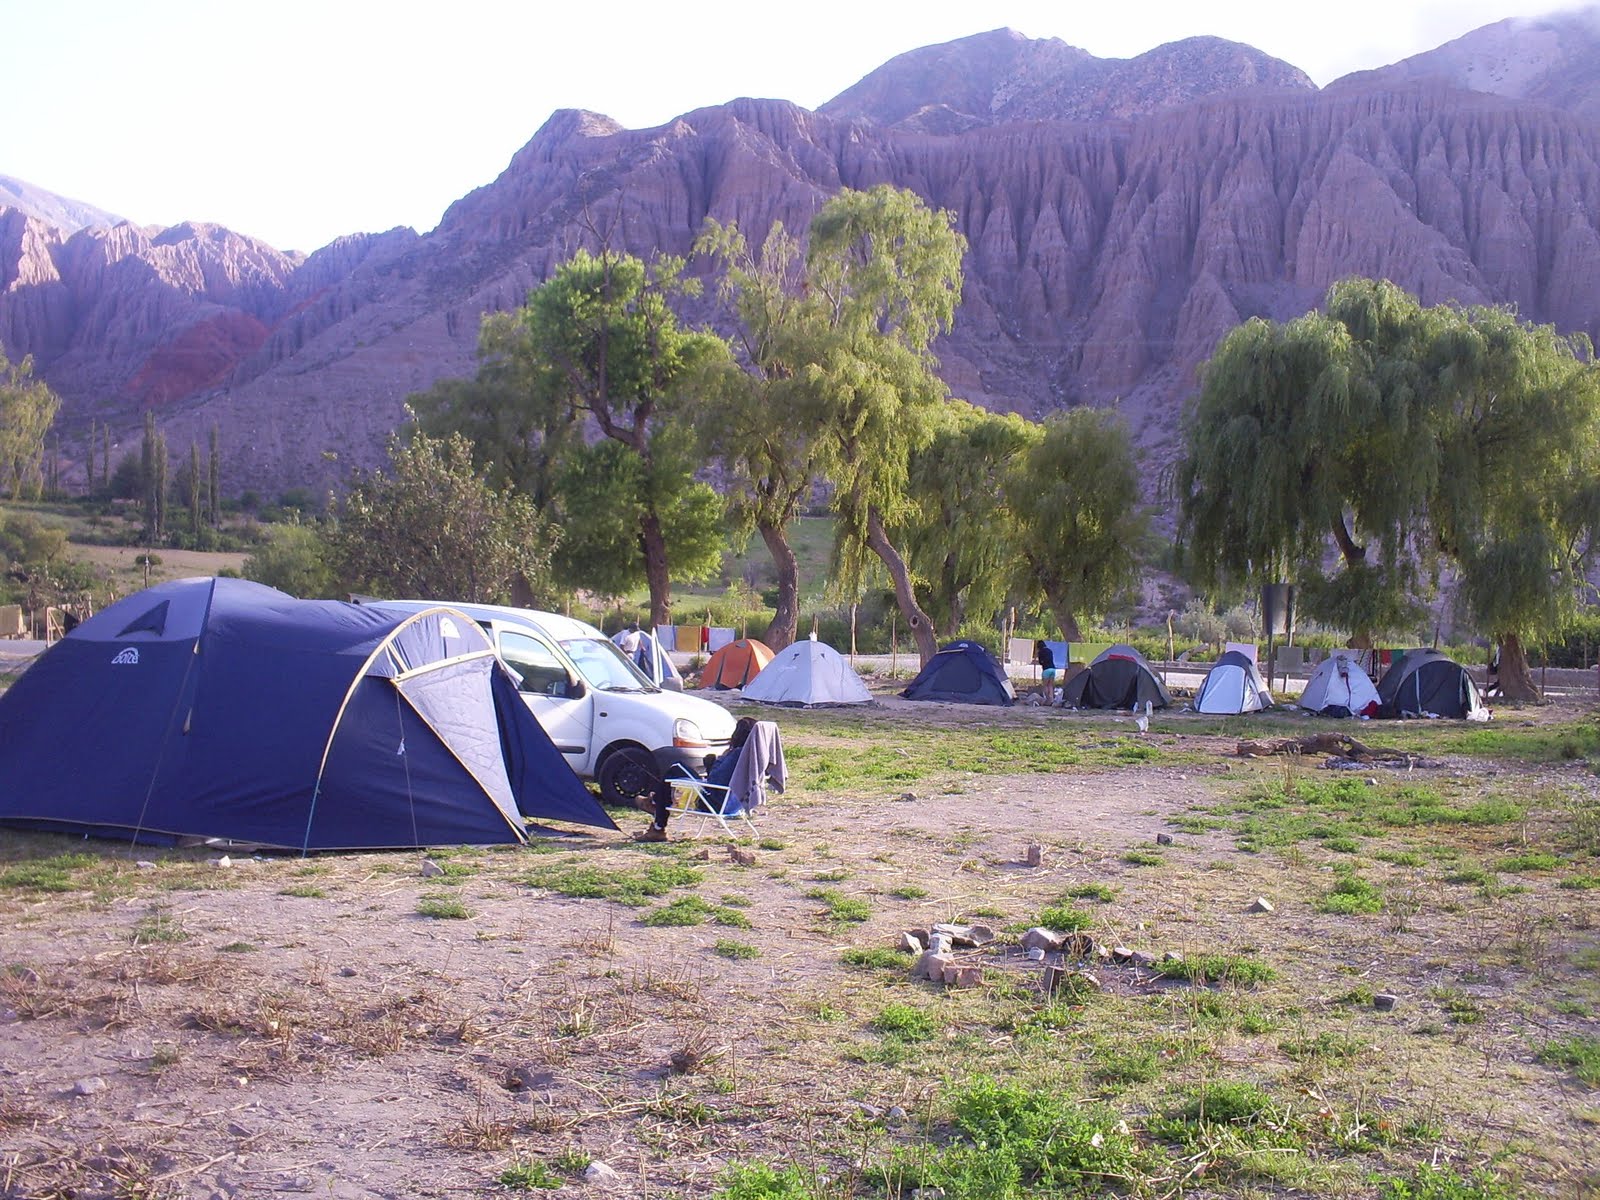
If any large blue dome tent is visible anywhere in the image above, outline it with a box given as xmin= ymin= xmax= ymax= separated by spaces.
xmin=0 ymin=578 xmax=616 ymax=850
xmin=901 ymin=641 xmax=1015 ymax=706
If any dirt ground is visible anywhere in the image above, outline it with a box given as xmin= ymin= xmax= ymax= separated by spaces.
xmin=1 ymin=695 xmax=1597 ymax=1199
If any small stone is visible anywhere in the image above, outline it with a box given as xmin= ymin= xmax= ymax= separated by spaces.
xmin=899 ymin=931 xmax=925 ymax=954
xmin=226 ymin=1121 xmax=254 ymax=1138
xmin=1026 ymin=946 xmax=1046 ymax=962
xmin=1019 ymin=927 xmax=1065 ymax=953
xmin=1024 ymin=843 xmax=1044 ymax=867
xmin=1162 ymin=951 xmax=1183 ymax=964
xmin=419 ymin=859 xmax=445 ymax=878
xmin=899 ymin=792 xmax=918 ymax=803
xmin=1247 ymin=896 xmax=1275 ymax=914
xmin=338 ymin=966 xmax=357 ymax=977
xmin=855 ymin=1101 xmax=883 ymax=1118
xmin=728 ymin=846 xmax=757 ymax=866
xmin=1110 ymin=945 xmax=1133 ymax=964
xmin=886 ymin=1105 xmax=907 ymax=1125
xmin=584 ymin=1161 xmax=621 ymax=1185
xmin=694 ymin=847 xmax=712 ymax=861
xmin=933 ymin=923 xmax=995 ymax=948
xmin=1130 ymin=951 xmax=1156 ymax=968
xmin=913 ymin=951 xmax=953 ymax=981
xmin=1041 ymin=963 xmax=1065 ymax=994
xmin=72 ymin=1076 xmax=108 ymax=1096
xmin=1373 ymin=993 xmax=1399 ymax=1012
xmin=213 ymin=855 xmax=232 ymax=868
xmin=1155 ymin=833 xmax=1174 ymax=846
xmin=953 ymin=965 xmax=983 ymax=988
xmin=135 ymin=860 xmax=157 ymax=869
xmin=1366 ymin=777 xmax=1379 ymax=786
xmin=0 ymin=1008 xmax=19 ymax=1023
xmin=1073 ymin=971 xmax=1104 ymax=992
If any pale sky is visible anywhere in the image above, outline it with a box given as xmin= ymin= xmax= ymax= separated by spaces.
xmin=2 ymin=0 xmax=1565 ymax=253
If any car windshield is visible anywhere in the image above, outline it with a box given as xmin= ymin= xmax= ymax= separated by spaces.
xmin=560 ymin=638 xmax=657 ymax=691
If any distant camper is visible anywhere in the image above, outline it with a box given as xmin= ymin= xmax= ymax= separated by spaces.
xmin=1034 ymin=639 xmax=1059 ymax=703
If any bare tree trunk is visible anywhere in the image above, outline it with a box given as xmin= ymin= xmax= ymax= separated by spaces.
xmin=759 ymin=520 xmax=799 ymax=651
xmin=1045 ymin=594 xmax=1082 ymax=643
xmin=866 ymin=507 xmax=938 ymax=665
xmin=1496 ymin=633 xmax=1540 ymax=702
xmin=640 ymin=510 xmax=672 ymax=629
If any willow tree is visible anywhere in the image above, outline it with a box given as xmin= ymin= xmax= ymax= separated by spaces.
xmin=0 ymin=350 xmax=60 ymax=500
xmin=1427 ymin=305 xmax=1600 ymax=698
xmin=1002 ymin=409 xmax=1143 ymax=640
xmin=900 ymin=401 xmax=1038 ymax=638
xmin=805 ymin=185 xmax=966 ymax=666
xmin=694 ymin=219 xmax=833 ymax=650
xmin=1178 ymin=279 xmax=1439 ymax=644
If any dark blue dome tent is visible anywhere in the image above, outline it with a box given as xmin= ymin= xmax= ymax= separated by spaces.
xmin=901 ymin=641 xmax=1015 ymax=706
xmin=1376 ymin=648 xmax=1487 ymax=720
xmin=0 ymin=578 xmax=616 ymax=850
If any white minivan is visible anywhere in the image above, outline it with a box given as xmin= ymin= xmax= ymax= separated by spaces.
xmin=366 ymin=601 xmax=736 ymax=806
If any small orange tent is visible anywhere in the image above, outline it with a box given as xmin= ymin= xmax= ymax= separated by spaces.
xmin=700 ymin=639 xmax=775 ymax=689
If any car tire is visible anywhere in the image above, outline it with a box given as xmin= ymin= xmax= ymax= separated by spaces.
xmin=597 ymin=745 xmax=661 ymax=808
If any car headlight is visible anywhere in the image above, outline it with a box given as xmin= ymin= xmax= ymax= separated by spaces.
xmin=672 ymin=718 xmax=708 ymax=749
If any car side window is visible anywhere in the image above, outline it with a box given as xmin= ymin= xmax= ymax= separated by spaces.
xmin=500 ymin=632 xmax=572 ymax=696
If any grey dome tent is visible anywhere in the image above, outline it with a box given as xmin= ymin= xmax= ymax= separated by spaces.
xmin=1376 ymin=649 xmax=1487 ymax=720
xmin=1193 ymin=650 xmax=1272 ymax=714
xmin=1060 ymin=644 xmax=1172 ymax=710
xmin=901 ymin=641 xmax=1015 ymax=706
xmin=1299 ymin=653 xmax=1381 ymax=718
xmin=741 ymin=637 xmax=871 ymax=707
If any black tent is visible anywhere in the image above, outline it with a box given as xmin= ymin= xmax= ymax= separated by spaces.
xmin=1376 ymin=649 xmax=1486 ymax=719
xmin=1060 ymin=644 xmax=1172 ymax=710
xmin=901 ymin=641 xmax=1015 ymax=706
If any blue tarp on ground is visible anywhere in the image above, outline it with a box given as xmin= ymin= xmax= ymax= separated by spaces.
xmin=0 ymin=578 xmax=615 ymax=849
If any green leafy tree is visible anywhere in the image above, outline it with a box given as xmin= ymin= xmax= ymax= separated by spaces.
xmin=0 ymin=349 xmax=60 ymax=500
xmin=242 ymin=520 xmax=337 ymax=598
xmin=207 ymin=425 xmax=221 ymax=528
xmin=694 ymin=219 xmax=835 ymax=649
xmin=900 ymin=401 xmax=1038 ymax=637
xmin=1002 ymin=409 xmax=1144 ymax=640
xmin=803 ymin=185 xmax=967 ymax=665
xmin=328 ymin=431 xmax=556 ymax=604
xmin=185 ymin=441 xmax=203 ymax=544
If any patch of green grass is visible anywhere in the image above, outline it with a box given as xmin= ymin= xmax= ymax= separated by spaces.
xmin=1035 ymin=903 xmax=1093 ymax=931
xmin=1090 ymin=1041 xmax=1163 ymax=1085
xmin=841 ymin=946 xmax=913 ymax=970
xmin=217 ymin=941 xmax=257 ymax=953
xmin=1442 ymin=864 xmax=1491 ymax=885
xmin=132 ymin=910 xmax=188 ymax=944
xmin=1280 ymin=1030 xmax=1364 ymax=1061
xmin=812 ymin=868 xmax=850 ymax=882
xmin=1558 ymin=874 xmax=1600 ymax=890
xmin=890 ymin=884 xmax=928 ymax=900
xmin=1155 ymin=953 xmax=1276 ymax=987
xmin=1495 ymin=851 xmax=1559 ymax=873
xmin=1121 ymin=849 xmax=1165 ymax=867
xmin=642 ymin=896 xmax=713 ymax=926
xmin=1430 ymin=987 xmax=1482 ymax=1025
xmin=278 ymin=884 xmax=326 ymax=898
xmin=872 ymin=1002 xmax=938 ymax=1042
xmin=416 ymin=894 xmax=471 ymax=920
xmin=1318 ymin=874 xmax=1384 ymax=915
xmin=713 ymin=939 xmax=761 ymax=960
xmin=524 ymin=859 xmax=702 ymax=906
xmin=0 ymin=852 xmax=98 ymax=893
xmin=499 ymin=1155 xmax=562 ymax=1190
xmin=1375 ymin=1163 xmax=1521 ymax=1199
xmin=713 ymin=1161 xmax=824 ymax=1199
xmin=1066 ymin=883 xmax=1117 ymax=903
xmin=1538 ymin=1034 xmax=1600 ymax=1085
xmin=1173 ymin=1079 xmax=1277 ymax=1126
xmin=757 ymin=838 xmax=786 ymax=851
xmin=805 ymin=888 xmax=871 ymax=922
xmin=1373 ymin=849 xmax=1428 ymax=867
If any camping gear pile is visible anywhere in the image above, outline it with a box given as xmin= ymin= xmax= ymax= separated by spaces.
xmin=0 ymin=578 xmax=615 ymax=850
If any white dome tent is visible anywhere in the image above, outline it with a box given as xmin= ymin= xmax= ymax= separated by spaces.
xmin=1193 ymin=649 xmax=1274 ymax=714
xmin=741 ymin=636 xmax=872 ymax=707
xmin=1299 ymin=652 xmax=1381 ymax=717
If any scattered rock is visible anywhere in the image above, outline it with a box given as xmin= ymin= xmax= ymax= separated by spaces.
xmin=1074 ymin=971 xmax=1104 ymax=992
xmin=419 ymin=859 xmax=445 ymax=879
xmin=1024 ymin=843 xmax=1044 ymax=867
xmin=1373 ymin=993 xmax=1399 ymax=1012
xmin=72 ymin=1076 xmax=108 ymax=1096
xmin=855 ymin=1101 xmax=883 ymax=1118
xmin=1131 ymin=951 xmax=1157 ymax=968
xmin=1162 ymin=951 xmax=1183 ymax=964
xmin=1247 ymin=896 xmax=1275 ymax=914
xmin=1366 ymin=777 xmax=1379 ymax=786
xmin=1019 ymin=927 xmax=1065 ymax=953
xmin=913 ymin=951 xmax=953 ymax=981
xmin=899 ymin=931 xmax=925 ymax=954
xmin=886 ymin=1105 xmax=907 ymax=1125
xmin=694 ymin=847 xmax=712 ymax=861
xmin=212 ymin=855 xmax=232 ymax=868
xmin=933 ymin=923 xmax=995 ymax=948
xmin=1061 ymin=932 xmax=1098 ymax=960
xmin=135 ymin=860 xmax=157 ymax=869
xmin=1155 ymin=833 xmax=1174 ymax=845
xmin=1025 ymin=946 xmax=1046 ymax=962
xmin=0 ymin=1008 xmax=19 ymax=1023
xmin=584 ymin=1161 xmax=621 ymax=1185
xmin=728 ymin=847 xmax=757 ymax=867
xmin=899 ymin=792 xmax=918 ymax=803
xmin=1110 ymin=945 xmax=1134 ymax=964
xmin=942 ymin=965 xmax=983 ymax=988
xmin=338 ymin=966 xmax=358 ymax=977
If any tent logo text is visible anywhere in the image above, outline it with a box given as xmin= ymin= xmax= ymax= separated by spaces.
xmin=111 ymin=647 xmax=140 ymax=665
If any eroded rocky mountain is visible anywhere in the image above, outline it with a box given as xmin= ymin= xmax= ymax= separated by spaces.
xmin=6 ymin=18 xmax=1600 ymax=496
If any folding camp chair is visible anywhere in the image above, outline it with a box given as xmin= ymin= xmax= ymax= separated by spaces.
xmin=662 ymin=764 xmax=759 ymax=838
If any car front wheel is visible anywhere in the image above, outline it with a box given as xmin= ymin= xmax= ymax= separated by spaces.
xmin=597 ymin=745 xmax=660 ymax=808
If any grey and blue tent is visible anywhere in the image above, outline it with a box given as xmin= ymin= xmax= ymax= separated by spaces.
xmin=901 ymin=641 xmax=1015 ymax=706
xmin=1376 ymin=649 xmax=1486 ymax=720
xmin=0 ymin=578 xmax=616 ymax=850
xmin=1060 ymin=644 xmax=1172 ymax=710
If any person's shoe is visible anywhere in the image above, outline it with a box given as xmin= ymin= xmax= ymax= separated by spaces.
xmin=634 ymin=824 xmax=668 ymax=843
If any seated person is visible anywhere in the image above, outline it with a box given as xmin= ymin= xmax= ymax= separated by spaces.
xmin=636 ymin=717 xmax=756 ymax=842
